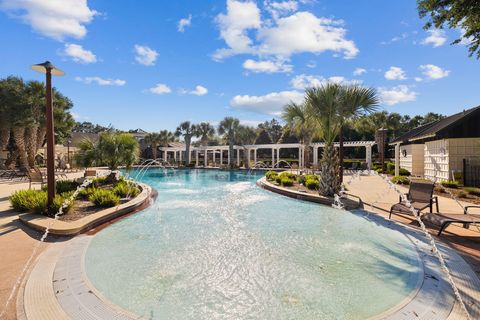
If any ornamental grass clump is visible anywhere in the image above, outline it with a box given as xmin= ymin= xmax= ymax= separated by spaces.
xmin=304 ymin=175 xmax=320 ymax=190
xmin=441 ymin=180 xmax=459 ymax=189
xmin=391 ymin=176 xmax=410 ymax=185
xmin=265 ymin=171 xmax=278 ymax=181
xmin=464 ymin=187 xmax=480 ymax=197
xmin=280 ymin=177 xmax=295 ymax=187
xmin=89 ymin=189 xmax=120 ymax=207
xmin=113 ymin=181 xmax=140 ymax=198
xmin=10 ymin=190 xmax=73 ymax=216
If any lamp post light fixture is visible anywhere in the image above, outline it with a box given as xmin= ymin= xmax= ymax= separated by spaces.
xmin=31 ymin=61 xmax=65 ymax=211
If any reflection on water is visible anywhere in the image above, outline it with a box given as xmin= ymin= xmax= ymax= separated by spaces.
xmin=85 ymin=169 xmax=421 ymax=320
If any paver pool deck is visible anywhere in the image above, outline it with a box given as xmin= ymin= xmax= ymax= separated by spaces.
xmin=0 ymin=171 xmax=479 ymax=319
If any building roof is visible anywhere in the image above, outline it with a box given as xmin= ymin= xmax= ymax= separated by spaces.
xmin=390 ymin=105 xmax=480 ymax=144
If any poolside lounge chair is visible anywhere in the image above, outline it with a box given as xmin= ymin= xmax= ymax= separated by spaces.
xmin=27 ymin=170 xmax=44 ymax=189
xmin=389 ymin=180 xmax=439 ymax=219
xmin=422 ymin=206 xmax=480 ymax=236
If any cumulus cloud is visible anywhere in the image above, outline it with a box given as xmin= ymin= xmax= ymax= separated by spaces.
xmin=243 ymin=59 xmax=292 ymax=73
xmin=190 ymin=85 xmax=208 ymax=96
xmin=62 ymin=43 xmax=96 ymax=63
xmin=75 ymin=76 xmax=126 ymax=86
xmin=230 ymin=90 xmax=304 ymax=115
xmin=419 ymin=64 xmax=450 ymax=80
xmin=177 ymin=14 xmax=192 ymax=32
xmin=384 ymin=66 xmax=407 ymax=80
xmin=0 ymin=0 xmax=97 ymax=41
xmin=290 ymin=74 xmax=358 ymax=90
xmin=134 ymin=45 xmax=158 ymax=66
xmin=148 ymin=83 xmax=171 ymax=95
xmin=213 ymin=1 xmax=358 ymax=63
xmin=379 ymin=85 xmax=417 ymax=106
xmin=421 ymin=29 xmax=447 ymax=47
xmin=353 ymin=67 xmax=366 ymax=76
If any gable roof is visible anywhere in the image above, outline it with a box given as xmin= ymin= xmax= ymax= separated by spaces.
xmin=390 ymin=105 xmax=480 ymax=144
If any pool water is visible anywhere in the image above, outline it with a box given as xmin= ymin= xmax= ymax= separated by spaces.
xmin=85 ymin=169 xmax=422 ymax=319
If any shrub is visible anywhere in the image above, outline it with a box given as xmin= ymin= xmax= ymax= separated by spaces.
xmin=89 ymin=189 xmax=120 ymax=207
xmin=464 ymin=187 xmax=480 ymax=197
xmin=399 ymin=168 xmax=411 ymax=176
xmin=280 ymin=177 xmax=294 ymax=187
xmin=391 ymin=176 xmax=410 ymax=185
xmin=55 ymin=180 xmax=80 ymax=194
xmin=90 ymin=176 xmax=108 ymax=187
xmin=441 ymin=180 xmax=459 ymax=189
xmin=9 ymin=190 xmax=72 ymax=216
xmin=375 ymin=168 xmax=383 ymax=174
xmin=265 ymin=171 xmax=278 ymax=181
xmin=305 ymin=177 xmax=319 ymax=190
xmin=113 ymin=181 xmax=140 ymax=198
xmin=77 ymin=187 xmax=96 ymax=200
xmin=387 ymin=162 xmax=395 ymax=173
xmin=278 ymin=171 xmax=296 ymax=180
xmin=457 ymin=191 xmax=469 ymax=198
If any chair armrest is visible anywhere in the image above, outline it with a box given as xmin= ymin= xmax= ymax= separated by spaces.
xmin=464 ymin=206 xmax=480 ymax=214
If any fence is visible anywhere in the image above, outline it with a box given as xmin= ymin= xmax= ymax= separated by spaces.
xmin=463 ymin=158 xmax=480 ymax=187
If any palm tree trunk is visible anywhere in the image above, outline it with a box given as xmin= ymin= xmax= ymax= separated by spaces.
xmin=36 ymin=126 xmax=47 ymax=150
xmin=152 ymin=143 xmax=158 ymax=160
xmin=26 ymin=124 xmax=39 ymax=167
xmin=12 ymin=127 xmax=29 ymax=169
xmin=319 ymin=143 xmax=340 ymax=197
xmin=339 ymin=125 xmax=344 ymax=183
xmin=0 ymin=128 xmax=10 ymax=169
xmin=5 ymin=149 xmax=19 ymax=169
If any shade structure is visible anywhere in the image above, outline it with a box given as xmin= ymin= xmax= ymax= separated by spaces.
xmin=31 ymin=61 xmax=65 ymax=76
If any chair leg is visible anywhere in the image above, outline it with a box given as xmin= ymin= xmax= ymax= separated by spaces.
xmin=389 ymin=208 xmax=393 ymax=219
xmin=438 ymin=222 xmax=451 ymax=236
xmin=436 ymin=200 xmax=439 ymax=213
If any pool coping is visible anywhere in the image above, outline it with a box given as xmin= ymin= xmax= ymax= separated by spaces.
xmin=18 ymin=182 xmax=152 ymax=236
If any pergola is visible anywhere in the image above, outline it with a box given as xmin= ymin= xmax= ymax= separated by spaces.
xmin=159 ymin=141 xmax=375 ymax=169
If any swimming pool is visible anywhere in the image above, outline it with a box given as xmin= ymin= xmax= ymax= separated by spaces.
xmin=85 ymin=169 xmax=422 ymax=319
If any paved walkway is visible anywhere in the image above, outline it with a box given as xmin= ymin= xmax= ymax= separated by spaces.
xmin=0 ymin=172 xmax=84 ymax=319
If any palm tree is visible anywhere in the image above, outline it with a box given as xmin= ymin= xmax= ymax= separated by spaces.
xmin=218 ymin=117 xmax=240 ymax=168
xmin=305 ymin=84 xmax=343 ymax=197
xmin=337 ymin=85 xmax=378 ymax=181
xmin=24 ymin=81 xmax=45 ymax=167
xmin=282 ymin=102 xmax=315 ymax=168
xmin=196 ymin=122 xmax=215 ymax=146
xmin=143 ymin=132 xmax=163 ymax=159
xmin=158 ymin=130 xmax=175 ymax=147
xmin=236 ymin=125 xmax=257 ymax=168
xmin=175 ymin=121 xmax=197 ymax=165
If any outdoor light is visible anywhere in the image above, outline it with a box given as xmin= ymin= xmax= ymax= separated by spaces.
xmin=31 ymin=61 xmax=65 ymax=211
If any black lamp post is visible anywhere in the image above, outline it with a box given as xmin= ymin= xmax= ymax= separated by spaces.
xmin=31 ymin=61 xmax=65 ymax=211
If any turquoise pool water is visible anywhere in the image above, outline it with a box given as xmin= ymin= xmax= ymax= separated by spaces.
xmin=85 ymin=169 xmax=422 ymax=319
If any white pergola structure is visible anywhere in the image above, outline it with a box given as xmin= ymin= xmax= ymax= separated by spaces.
xmin=159 ymin=141 xmax=375 ymax=169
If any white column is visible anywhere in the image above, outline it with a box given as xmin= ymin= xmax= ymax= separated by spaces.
xmin=254 ymin=149 xmax=257 ymax=164
xmin=395 ymin=143 xmax=400 ymax=176
xmin=164 ymin=150 xmax=167 ymax=161
xmin=179 ymin=150 xmax=183 ymax=162
xmin=174 ymin=151 xmax=177 ymax=161
xmin=205 ymin=149 xmax=208 ymax=167
xmin=313 ymin=146 xmax=317 ymax=166
xmin=271 ymin=148 xmax=275 ymax=168
xmin=236 ymin=149 xmax=240 ymax=166
xmin=366 ymin=145 xmax=372 ymax=169
xmin=195 ymin=150 xmax=199 ymax=166
xmin=220 ymin=150 xmax=223 ymax=166
xmin=299 ymin=147 xmax=302 ymax=168
xmin=227 ymin=149 xmax=230 ymax=165
xmin=213 ymin=149 xmax=216 ymax=166
xmin=276 ymin=148 xmax=280 ymax=165
xmin=247 ymin=148 xmax=251 ymax=167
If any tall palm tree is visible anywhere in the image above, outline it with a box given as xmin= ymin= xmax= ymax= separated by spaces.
xmin=305 ymin=84 xmax=343 ymax=197
xmin=196 ymin=122 xmax=215 ymax=146
xmin=282 ymin=102 xmax=315 ymax=168
xmin=218 ymin=117 xmax=240 ymax=168
xmin=143 ymin=132 xmax=163 ymax=159
xmin=158 ymin=130 xmax=175 ymax=147
xmin=236 ymin=125 xmax=257 ymax=168
xmin=175 ymin=121 xmax=197 ymax=165
xmin=337 ymin=85 xmax=379 ymax=181
xmin=24 ymin=81 xmax=45 ymax=167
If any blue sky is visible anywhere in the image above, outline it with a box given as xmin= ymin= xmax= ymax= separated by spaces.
xmin=1 ymin=0 xmax=479 ymax=132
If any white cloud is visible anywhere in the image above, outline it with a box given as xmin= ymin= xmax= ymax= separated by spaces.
xmin=134 ymin=45 xmax=158 ymax=66
xmin=75 ymin=76 xmax=126 ymax=86
xmin=177 ymin=14 xmax=192 ymax=32
xmin=379 ymin=85 xmax=417 ymax=106
xmin=419 ymin=64 xmax=450 ymax=80
xmin=257 ymin=12 xmax=358 ymax=59
xmin=148 ymin=83 xmax=171 ymax=95
xmin=243 ymin=58 xmax=292 ymax=73
xmin=230 ymin=90 xmax=304 ymax=115
xmin=290 ymin=74 xmax=358 ymax=90
xmin=190 ymin=85 xmax=208 ymax=96
xmin=384 ymin=66 xmax=407 ymax=80
xmin=0 ymin=0 xmax=97 ymax=41
xmin=414 ymin=77 xmax=423 ymax=82
xmin=265 ymin=0 xmax=298 ymax=19
xmin=421 ymin=29 xmax=447 ymax=47
xmin=213 ymin=1 xmax=358 ymax=62
xmin=213 ymin=0 xmax=261 ymax=60
xmin=62 ymin=43 xmax=96 ymax=63
xmin=353 ymin=67 xmax=366 ymax=76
